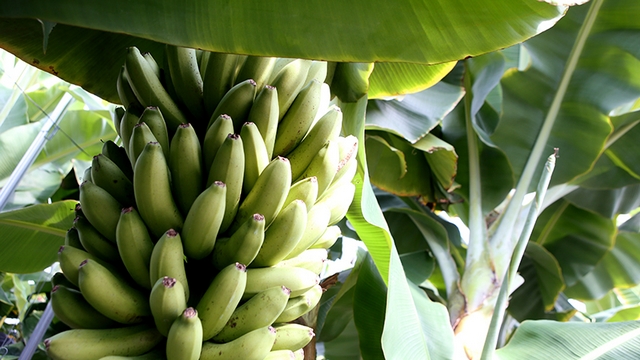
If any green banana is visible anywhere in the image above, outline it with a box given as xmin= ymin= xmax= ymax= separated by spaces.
xmin=244 ymin=266 xmax=319 ymax=299
xmin=149 ymin=276 xmax=187 ymax=337
xmin=138 ymin=106 xmax=170 ymax=159
xmin=271 ymin=324 xmax=315 ymax=352
xmin=285 ymin=203 xmax=331 ymax=259
xmin=79 ymin=180 xmax=122 ymax=242
xmin=166 ymin=307 xmax=203 ymax=360
xmin=229 ymin=156 xmax=291 ymax=233
xmin=196 ymin=263 xmax=247 ymax=340
xmin=119 ymin=108 xmax=141 ymax=159
xmin=264 ymin=350 xmax=295 ymax=360
xmin=116 ymin=65 xmax=142 ymax=110
xmin=268 ymin=58 xmax=296 ymax=82
xmin=128 ymin=122 xmax=159 ymax=168
xmin=74 ymin=216 xmax=121 ymax=263
xmin=91 ymin=154 xmax=135 ymax=207
xmin=200 ymin=326 xmax=276 ymax=360
xmin=283 ymin=176 xmax=318 ymax=212
xmin=133 ymin=141 xmax=184 ymax=238
xmin=315 ymin=182 xmax=356 ymax=226
xmin=287 ymin=105 xmax=342 ymax=179
xmin=295 ymin=139 xmax=339 ymax=199
xmin=98 ymin=348 xmax=166 ymax=360
xmin=293 ymin=349 xmax=304 ymax=360
xmin=310 ymin=225 xmax=342 ymax=249
xmin=211 ymin=213 xmax=265 ymax=270
xmin=251 ymin=200 xmax=307 ymax=267
xmin=113 ymin=107 xmax=125 ymax=137
xmin=247 ymin=84 xmax=279 ymax=158
xmin=101 ymin=140 xmax=133 ymax=181
xmin=51 ymin=284 xmax=119 ymax=329
xmin=57 ymin=244 xmax=115 ymax=287
xmin=51 ymin=272 xmax=77 ymax=289
xmin=208 ymin=79 xmax=257 ymax=132
xmin=64 ymin=226 xmax=83 ymax=249
xmin=269 ymin=59 xmax=313 ymax=119
xmin=142 ymin=52 xmax=161 ymax=78
xmin=203 ymin=52 xmax=240 ymax=116
xmin=274 ymin=284 xmax=323 ymax=323
xmin=213 ymin=286 xmax=290 ymax=343
xmin=203 ymin=114 xmax=235 ymax=173
xmin=116 ymin=207 xmax=154 ymax=289
xmin=83 ymin=166 xmax=93 ymax=183
xmin=149 ymin=229 xmax=190 ymax=301
xmin=78 ymin=259 xmax=151 ymax=324
xmin=169 ymin=123 xmax=203 ymax=215
xmin=330 ymin=134 xmax=359 ymax=189
xmin=206 ymin=134 xmax=244 ymax=232
xmin=165 ymin=45 xmax=206 ymax=120
xmin=45 ymin=324 xmax=162 ymax=360
xmin=240 ymin=121 xmax=270 ymax=196
xmin=198 ymin=50 xmax=210 ymax=78
xmin=273 ymin=79 xmax=322 ymax=157
xmin=279 ymin=248 xmax=328 ymax=275
xmin=124 ymin=46 xmax=187 ymax=132
xmin=235 ymin=56 xmax=277 ymax=92
xmin=304 ymin=60 xmax=328 ymax=84
xmin=182 ymin=181 xmax=227 ymax=260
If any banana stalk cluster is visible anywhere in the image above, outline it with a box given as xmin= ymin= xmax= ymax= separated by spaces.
xmin=46 ymin=45 xmax=358 ymax=360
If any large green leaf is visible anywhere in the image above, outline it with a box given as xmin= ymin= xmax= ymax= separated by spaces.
xmin=492 ymin=0 xmax=640 ymax=188
xmin=353 ymin=253 xmax=386 ymax=359
xmin=495 ymin=320 xmax=640 ymax=360
xmin=0 ymin=200 xmax=76 ymax=273
xmin=564 ymin=184 xmax=640 ymax=218
xmin=368 ymin=62 xmax=457 ymax=100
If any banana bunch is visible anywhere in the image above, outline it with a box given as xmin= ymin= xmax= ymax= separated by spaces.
xmin=48 ymin=45 xmax=357 ymax=360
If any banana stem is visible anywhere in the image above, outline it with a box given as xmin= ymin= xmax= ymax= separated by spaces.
xmin=480 ymin=150 xmax=557 ymax=360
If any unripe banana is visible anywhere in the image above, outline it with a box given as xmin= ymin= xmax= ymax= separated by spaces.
xmin=198 ymin=50 xmax=210 ymax=77
xmin=142 ymin=52 xmax=161 ymax=78
xmin=169 ymin=123 xmax=203 ymax=215
xmin=200 ymin=326 xmax=276 ymax=360
xmin=240 ymin=122 xmax=270 ymax=196
xmin=196 ymin=263 xmax=247 ymax=340
xmin=74 ymin=216 xmax=121 ymax=263
xmin=297 ymin=141 xmax=339 ymax=200
xmin=316 ymin=182 xmax=356 ymax=226
xmin=165 ymin=45 xmax=206 ymax=120
xmin=91 ymin=154 xmax=135 ymax=207
xmin=51 ymin=271 xmax=77 ymax=290
xmin=269 ymin=59 xmax=296 ymax=82
xmin=213 ymin=286 xmax=290 ymax=343
xmin=251 ymin=200 xmax=307 ymax=267
xmin=269 ymin=59 xmax=313 ymax=119
xmin=116 ymin=65 xmax=142 ymax=110
xmin=244 ymin=266 xmax=319 ymax=299
xmin=128 ymin=122 xmax=159 ymax=168
xmin=283 ymin=176 xmax=318 ymax=212
xmin=203 ymin=52 xmax=240 ymax=116
xmin=273 ymin=79 xmax=322 ymax=157
xmin=51 ymin=284 xmax=119 ymax=329
xmin=98 ymin=348 xmax=166 ymax=360
xmin=206 ymin=134 xmax=244 ymax=232
xmin=45 ymin=324 xmax=162 ymax=360
xmin=203 ymin=114 xmax=235 ymax=173
xmin=285 ymin=203 xmax=331 ymax=259
xmin=83 ymin=166 xmax=93 ymax=183
xmin=166 ymin=307 xmax=203 ymax=360
xmin=57 ymin=244 xmax=116 ymax=286
xmin=119 ymin=108 xmax=141 ymax=159
xmin=133 ymin=141 xmax=184 ymax=238
xmin=79 ymin=180 xmax=122 ymax=242
xmin=78 ymin=259 xmax=151 ymax=324
xmin=287 ymin=106 xmax=342 ymax=179
xmin=293 ymin=348 xmax=304 ymax=360
xmin=124 ymin=46 xmax=187 ymax=132
xmin=230 ymin=156 xmax=291 ymax=233
xmin=116 ymin=207 xmax=154 ymax=289
xmin=274 ymin=284 xmax=323 ymax=323
xmin=310 ymin=225 xmax=342 ymax=250
xmin=279 ymin=249 xmax=328 ymax=275
xmin=330 ymin=134 xmax=359 ymax=189
xmin=235 ymin=56 xmax=277 ymax=92
xmin=208 ymin=79 xmax=257 ymax=132
xmin=64 ymin=226 xmax=83 ymax=249
xmin=271 ymin=324 xmax=315 ymax=352
xmin=304 ymin=60 xmax=328 ymax=84
xmin=247 ymin=85 xmax=279 ymax=158
xmin=182 ymin=181 xmax=227 ymax=260
xmin=149 ymin=229 xmax=190 ymax=301
xmin=264 ymin=350 xmax=296 ymax=360
xmin=101 ymin=140 xmax=134 ymax=181
xmin=211 ymin=213 xmax=265 ymax=270
xmin=149 ymin=276 xmax=187 ymax=337
xmin=113 ymin=107 xmax=125 ymax=136
xmin=138 ymin=106 xmax=170 ymax=159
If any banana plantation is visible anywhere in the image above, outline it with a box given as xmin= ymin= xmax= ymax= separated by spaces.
xmin=1 ymin=0 xmax=640 ymax=359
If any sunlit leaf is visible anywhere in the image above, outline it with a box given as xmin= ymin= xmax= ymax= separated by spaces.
xmin=368 ymin=62 xmax=457 ymax=99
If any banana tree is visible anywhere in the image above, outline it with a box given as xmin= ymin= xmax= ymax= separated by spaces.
xmin=2 ymin=0 xmax=640 ymax=359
